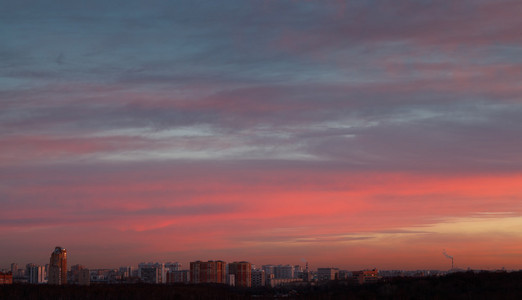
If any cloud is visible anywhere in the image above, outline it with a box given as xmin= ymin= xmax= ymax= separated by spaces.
xmin=1 ymin=0 xmax=521 ymax=269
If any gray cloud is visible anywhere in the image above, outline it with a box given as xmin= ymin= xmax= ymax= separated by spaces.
xmin=1 ymin=0 xmax=521 ymax=186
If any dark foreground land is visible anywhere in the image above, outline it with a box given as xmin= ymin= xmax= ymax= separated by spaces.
xmin=1 ymin=271 xmax=522 ymax=300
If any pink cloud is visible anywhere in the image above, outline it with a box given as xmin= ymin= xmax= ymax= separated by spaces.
xmin=2 ymin=163 xmax=521 ymax=268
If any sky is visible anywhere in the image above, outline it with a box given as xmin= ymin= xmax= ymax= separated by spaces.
xmin=1 ymin=0 xmax=522 ymax=271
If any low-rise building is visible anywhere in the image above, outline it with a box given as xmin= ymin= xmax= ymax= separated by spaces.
xmin=352 ymin=269 xmax=381 ymax=284
xmin=0 ymin=272 xmax=13 ymax=285
xmin=267 ymin=277 xmax=303 ymax=288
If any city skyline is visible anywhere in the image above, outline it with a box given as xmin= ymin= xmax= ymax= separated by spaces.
xmin=1 ymin=0 xmax=522 ymax=270
xmin=3 ymin=246 xmax=457 ymax=290
xmin=1 ymin=246 xmax=471 ymax=276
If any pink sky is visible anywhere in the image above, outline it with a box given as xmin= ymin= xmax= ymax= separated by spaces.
xmin=1 ymin=0 xmax=521 ymax=271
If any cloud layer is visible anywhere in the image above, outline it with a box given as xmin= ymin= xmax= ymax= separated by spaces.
xmin=1 ymin=0 xmax=521 ymax=270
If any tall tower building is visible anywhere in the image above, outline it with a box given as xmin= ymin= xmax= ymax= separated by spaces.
xmin=48 ymin=247 xmax=67 ymax=285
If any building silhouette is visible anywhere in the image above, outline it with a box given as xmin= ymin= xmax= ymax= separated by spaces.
xmin=48 ymin=247 xmax=67 ymax=285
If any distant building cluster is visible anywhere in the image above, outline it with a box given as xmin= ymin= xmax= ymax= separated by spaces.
xmin=5 ymin=246 xmax=464 ymax=287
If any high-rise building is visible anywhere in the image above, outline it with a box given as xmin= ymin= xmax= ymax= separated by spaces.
xmin=78 ymin=269 xmax=90 ymax=286
xmin=274 ymin=265 xmax=294 ymax=279
xmin=228 ymin=262 xmax=251 ymax=287
xmin=48 ymin=247 xmax=67 ymax=285
xmin=119 ymin=266 xmax=133 ymax=278
xmin=251 ymin=269 xmax=265 ymax=287
xmin=27 ymin=264 xmax=45 ymax=284
xmin=166 ymin=270 xmax=190 ymax=284
xmin=44 ymin=264 xmax=49 ymax=280
xmin=70 ymin=264 xmax=86 ymax=284
xmin=293 ymin=265 xmax=303 ymax=279
xmin=317 ymin=268 xmax=339 ymax=281
xmin=9 ymin=263 xmax=25 ymax=279
xmin=302 ymin=262 xmax=312 ymax=282
xmin=138 ymin=263 xmax=165 ymax=283
xmin=26 ymin=263 xmax=36 ymax=281
xmin=165 ymin=262 xmax=181 ymax=272
xmin=190 ymin=260 xmax=226 ymax=284
xmin=261 ymin=264 xmax=294 ymax=279
xmin=338 ymin=270 xmax=351 ymax=280
xmin=227 ymin=274 xmax=235 ymax=286
xmin=140 ymin=267 xmax=160 ymax=284
xmin=262 ymin=265 xmax=275 ymax=282
xmin=10 ymin=263 xmax=17 ymax=275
